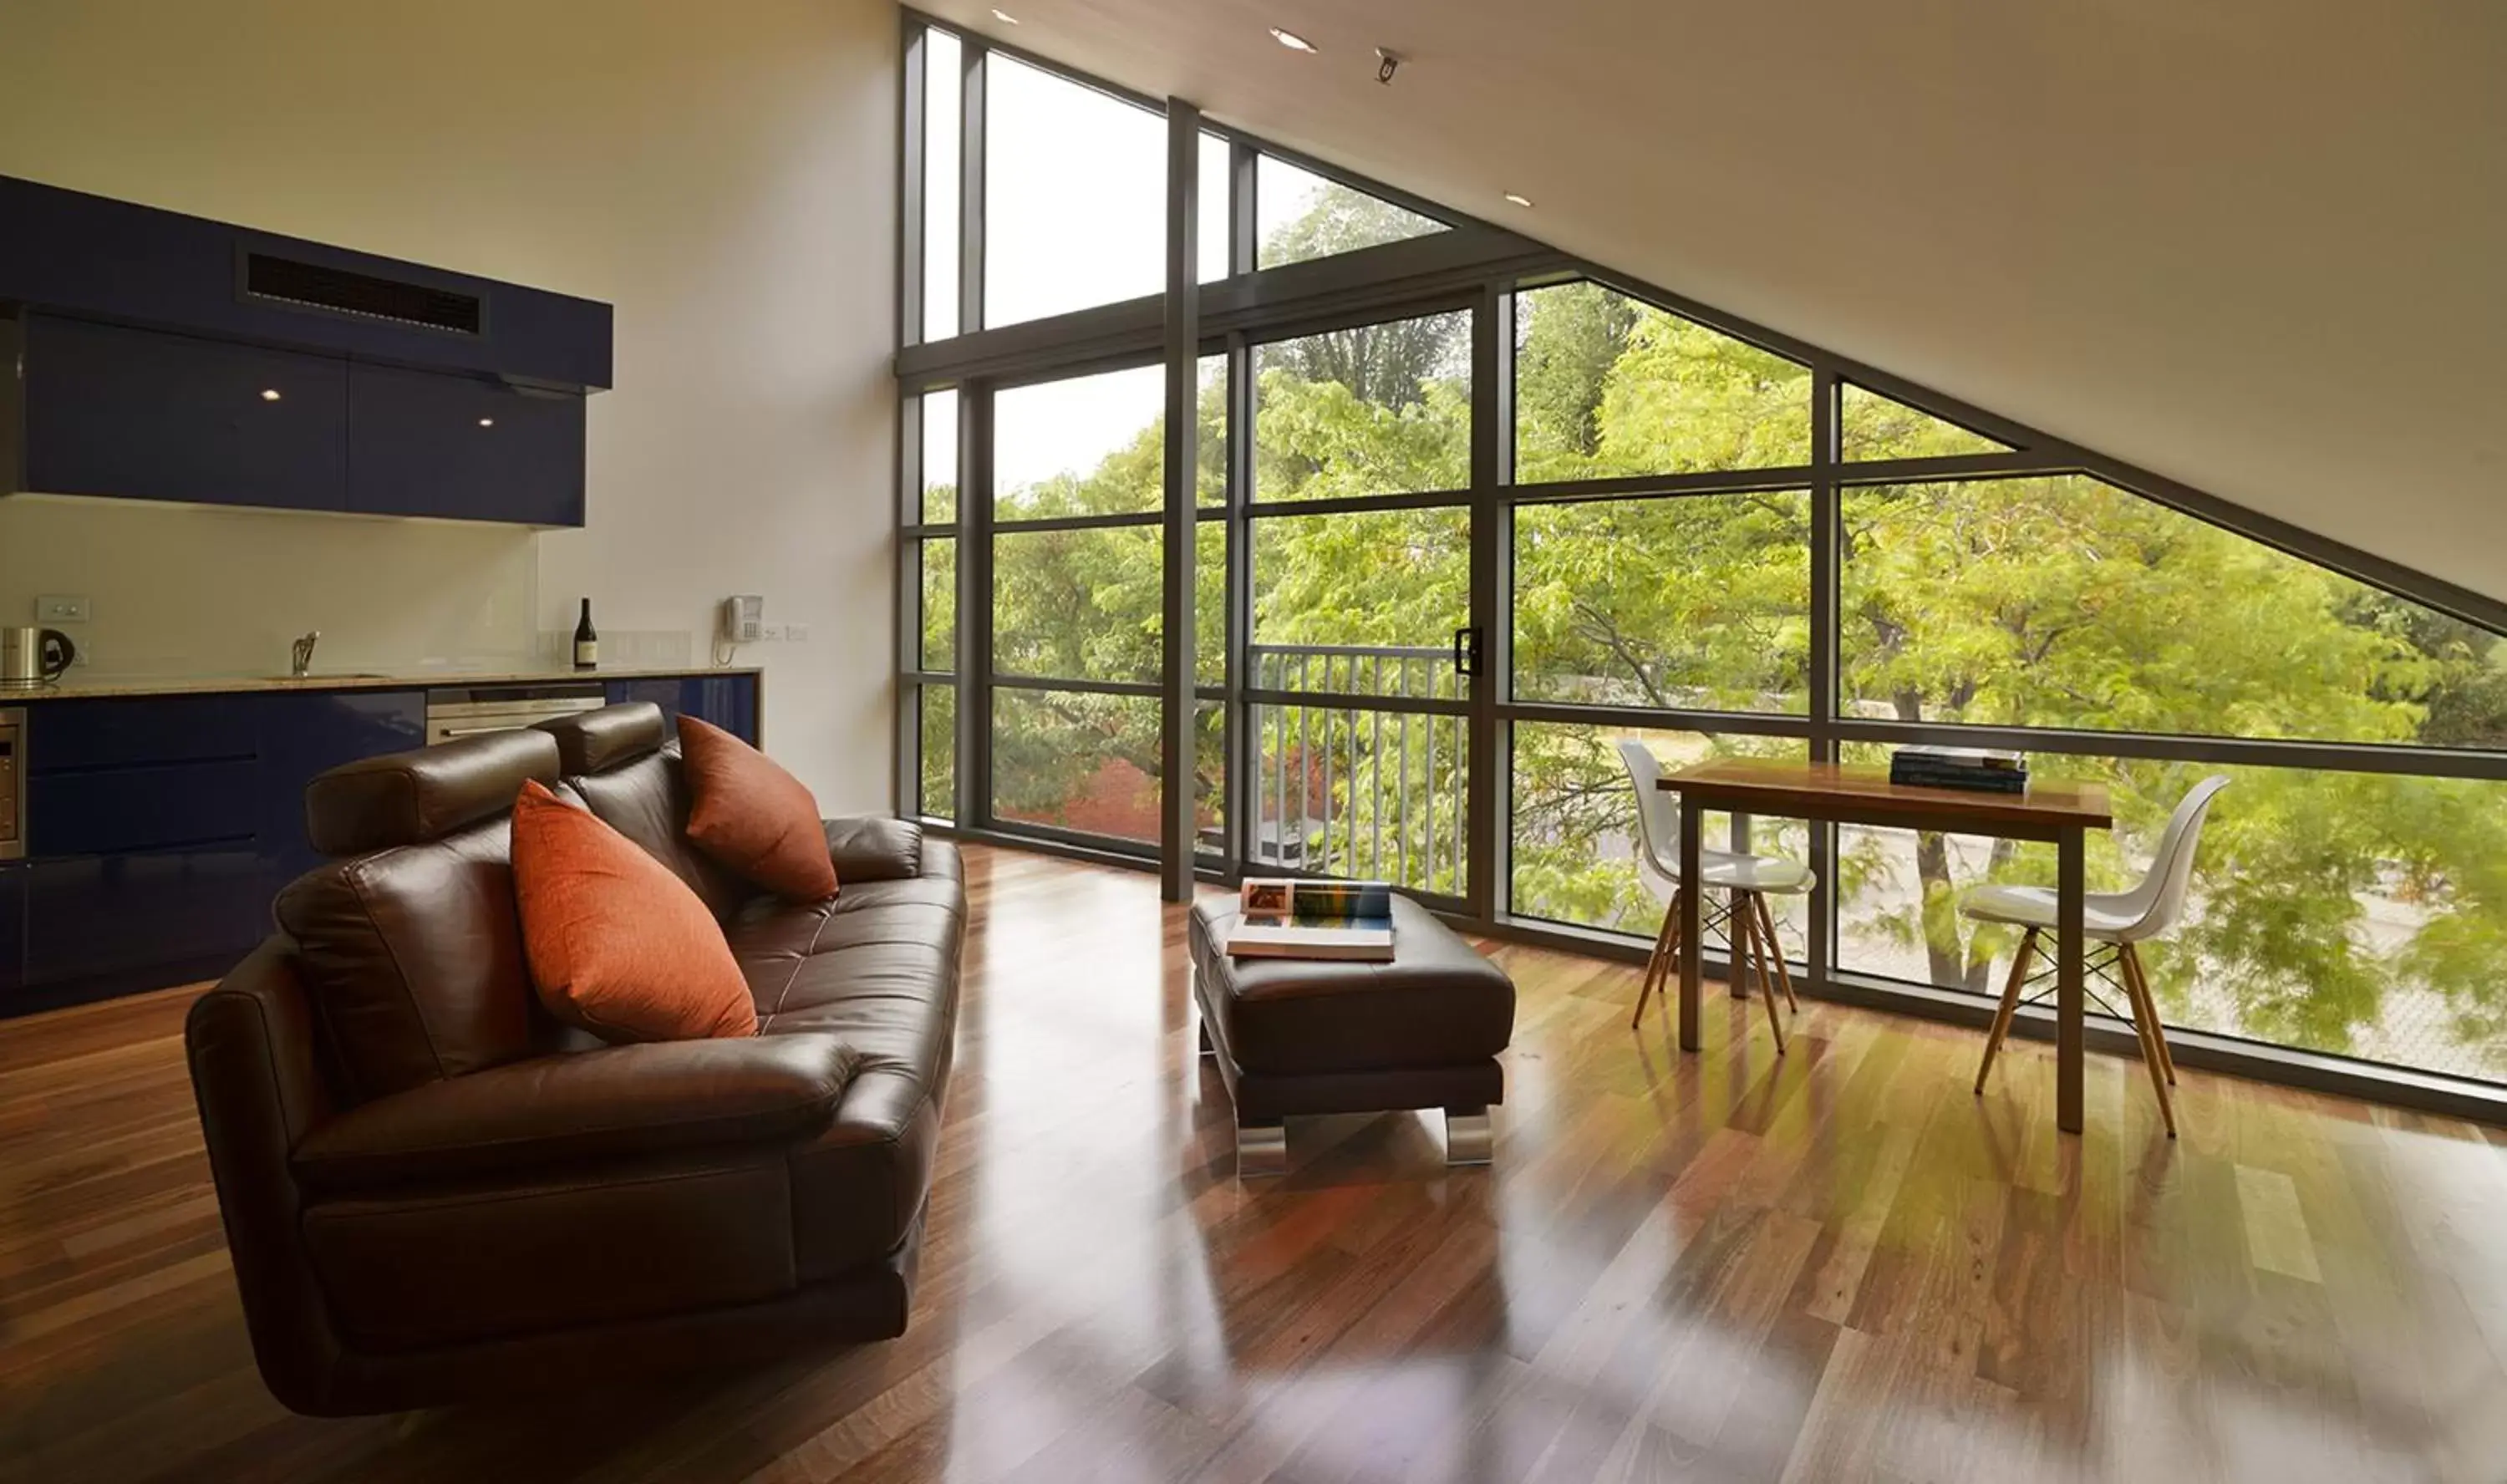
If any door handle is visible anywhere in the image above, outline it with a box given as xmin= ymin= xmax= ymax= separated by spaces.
xmin=1452 ymin=626 xmax=1482 ymax=678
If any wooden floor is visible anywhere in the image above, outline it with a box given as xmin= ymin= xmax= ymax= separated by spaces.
xmin=4 ymin=844 xmax=2507 ymax=1482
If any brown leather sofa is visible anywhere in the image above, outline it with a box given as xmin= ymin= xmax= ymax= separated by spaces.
xmin=184 ymin=704 xmax=962 ymax=1416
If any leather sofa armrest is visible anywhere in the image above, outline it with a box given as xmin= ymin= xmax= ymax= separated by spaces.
xmin=292 ymin=1034 xmax=861 ymax=1194
xmin=824 ymin=816 xmax=924 ymax=882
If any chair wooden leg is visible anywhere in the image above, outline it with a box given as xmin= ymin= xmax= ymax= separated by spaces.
xmin=1975 ymin=927 xmax=2037 ymax=1094
xmin=2121 ymin=944 xmax=2176 ymax=1085
xmin=1738 ymin=895 xmax=1787 ymax=1054
xmin=1754 ymin=894 xmax=1800 ymax=1013
xmin=2117 ymin=944 xmax=2179 ymax=1137
xmin=1632 ymin=890 xmax=1683 ymax=1029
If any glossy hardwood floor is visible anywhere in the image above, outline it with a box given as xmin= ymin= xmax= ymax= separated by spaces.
xmin=5 ymin=843 xmax=2506 ymax=1482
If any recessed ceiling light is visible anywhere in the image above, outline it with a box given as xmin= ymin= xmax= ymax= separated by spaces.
xmin=1269 ymin=27 xmax=1318 ymax=53
xmin=1503 ymin=192 xmax=1534 ymax=208
xmin=991 ymin=8 xmax=1020 ymax=23
xmin=478 ymin=418 xmax=496 ymax=428
xmin=259 ymin=389 xmax=282 ymax=402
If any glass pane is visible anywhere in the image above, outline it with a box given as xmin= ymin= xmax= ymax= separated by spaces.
xmin=992 ymin=688 xmax=1160 ymax=843
xmin=921 ymin=30 xmax=962 ymax=342
xmin=918 ymin=684 xmax=956 ymax=821
xmin=1195 ymin=699 xmax=1225 ymax=857
xmin=1254 ymin=311 xmax=1471 ymax=501
xmin=1513 ymin=282 xmax=1810 ymax=483
xmin=1196 ymin=520 xmax=1225 ymax=686
xmin=920 ymin=389 xmax=959 ymax=522
xmin=1196 ymin=353 xmax=1228 ymax=507
xmin=1840 ymin=474 xmax=2507 ymax=748
xmin=995 ymin=366 xmax=1163 ymax=520
xmin=984 ymin=56 xmax=1164 ymax=328
xmin=1838 ymin=383 xmax=2007 ymax=460
xmin=1252 ymin=506 xmax=1471 ymax=663
xmin=1255 ymin=155 xmax=1445 ymax=270
xmin=992 ymin=526 xmax=1161 ymax=684
xmin=1509 ymin=723 xmax=1810 ymax=936
xmin=1513 ymin=491 xmax=1810 ymax=714
xmin=1249 ymin=699 xmax=1467 ymax=896
xmin=920 ymin=537 xmax=955 ymax=672
xmin=1833 ymin=746 xmax=2507 ymax=1084
xmin=1198 ymin=132 xmax=1231 ymax=283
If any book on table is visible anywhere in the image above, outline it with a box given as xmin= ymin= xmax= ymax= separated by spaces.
xmin=1889 ymin=745 xmax=2030 ymax=794
xmin=1227 ymin=878 xmax=1396 ymax=962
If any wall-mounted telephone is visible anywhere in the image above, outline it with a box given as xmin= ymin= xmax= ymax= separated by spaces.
xmin=720 ymin=595 xmax=764 ymax=644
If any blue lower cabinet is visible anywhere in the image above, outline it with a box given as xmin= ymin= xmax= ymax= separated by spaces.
xmin=257 ymin=689 xmax=424 ymax=886
xmin=603 ymin=673 xmax=758 ymax=745
xmin=0 ymin=866 xmax=24 ymax=996
xmin=23 ymin=846 xmax=267 ymax=992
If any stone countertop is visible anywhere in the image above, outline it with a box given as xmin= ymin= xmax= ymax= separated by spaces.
xmin=0 ymin=665 xmax=762 ymax=702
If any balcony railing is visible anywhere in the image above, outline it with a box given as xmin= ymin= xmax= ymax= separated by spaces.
xmin=1248 ymin=643 xmax=1467 ymax=895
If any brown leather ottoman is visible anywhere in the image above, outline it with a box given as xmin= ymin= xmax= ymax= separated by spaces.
xmin=1187 ymin=893 xmax=1515 ymax=1177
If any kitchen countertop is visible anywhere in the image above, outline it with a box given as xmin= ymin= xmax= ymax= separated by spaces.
xmin=0 ymin=665 xmax=762 ymax=702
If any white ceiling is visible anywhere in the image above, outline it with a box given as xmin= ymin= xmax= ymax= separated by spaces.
xmin=920 ymin=0 xmax=2507 ymax=605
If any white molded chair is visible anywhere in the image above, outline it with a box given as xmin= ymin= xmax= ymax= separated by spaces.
xmin=1962 ymin=775 xmax=2231 ymax=1137
xmin=1617 ymin=740 xmax=1816 ymax=1051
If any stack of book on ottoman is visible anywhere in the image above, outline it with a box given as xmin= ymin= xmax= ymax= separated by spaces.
xmin=1226 ymin=878 xmax=1397 ymax=962
xmin=1890 ymin=745 xmax=2029 ymax=794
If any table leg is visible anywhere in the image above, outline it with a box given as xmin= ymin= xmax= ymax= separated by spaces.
xmin=1678 ymin=800 xmax=1703 ymax=1053
xmin=2057 ymin=826 xmax=2085 ymax=1135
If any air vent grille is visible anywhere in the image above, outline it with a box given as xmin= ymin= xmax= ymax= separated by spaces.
xmin=244 ymin=253 xmax=483 ymax=335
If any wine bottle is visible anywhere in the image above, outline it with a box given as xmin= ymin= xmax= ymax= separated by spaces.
xmin=572 ymin=598 xmax=598 ymax=670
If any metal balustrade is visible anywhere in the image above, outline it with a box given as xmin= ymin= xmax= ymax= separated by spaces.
xmin=1247 ymin=643 xmax=1467 ymax=894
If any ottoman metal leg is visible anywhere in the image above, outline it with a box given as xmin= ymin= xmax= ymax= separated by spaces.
xmin=1445 ymin=1106 xmax=1493 ymax=1166
xmin=1198 ymin=1021 xmax=1214 ymax=1057
xmin=1237 ymin=1119 xmax=1288 ymax=1178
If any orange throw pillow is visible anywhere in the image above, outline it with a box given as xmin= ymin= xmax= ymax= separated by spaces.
xmin=511 ymin=780 xmax=758 ymax=1043
xmin=677 ymin=715 xmax=839 ymax=902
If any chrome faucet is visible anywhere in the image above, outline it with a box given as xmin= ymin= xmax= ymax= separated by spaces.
xmin=290 ymin=631 xmax=320 ymax=678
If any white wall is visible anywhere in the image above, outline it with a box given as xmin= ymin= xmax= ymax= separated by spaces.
xmin=0 ymin=0 xmax=899 ymax=809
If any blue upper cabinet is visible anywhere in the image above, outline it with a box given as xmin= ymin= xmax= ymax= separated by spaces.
xmin=348 ymin=363 xmax=584 ymax=525
xmin=0 ymin=175 xmax=611 ymax=389
xmin=21 ymin=315 xmax=350 ymax=511
xmin=0 ymin=175 xmax=608 ymax=526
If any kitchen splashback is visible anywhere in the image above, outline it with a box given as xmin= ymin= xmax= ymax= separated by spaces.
xmin=0 ymin=494 xmax=537 ymax=676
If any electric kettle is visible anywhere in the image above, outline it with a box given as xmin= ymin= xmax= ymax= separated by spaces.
xmin=0 ymin=628 xmax=77 ymax=688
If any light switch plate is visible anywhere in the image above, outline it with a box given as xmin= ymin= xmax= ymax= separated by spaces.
xmin=35 ymin=594 xmax=89 ymax=623
xmin=784 ymin=623 xmax=811 ymax=643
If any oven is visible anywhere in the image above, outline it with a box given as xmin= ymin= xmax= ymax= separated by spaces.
xmin=423 ymin=684 xmax=604 ymax=747
xmin=0 ymin=708 xmax=21 ymax=861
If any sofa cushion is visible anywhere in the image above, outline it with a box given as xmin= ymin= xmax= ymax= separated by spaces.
xmin=678 ymin=716 xmax=839 ymax=902
xmin=275 ymin=815 xmax=538 ymax=1101
xmin=512 ymin=780 xmax=757 ymax=1044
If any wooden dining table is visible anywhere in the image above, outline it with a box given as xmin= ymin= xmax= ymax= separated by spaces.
xmin=1660 ymin=758 xmax=2113 ymax=1133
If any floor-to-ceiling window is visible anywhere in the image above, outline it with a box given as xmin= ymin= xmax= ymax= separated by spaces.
xmin=895 ymin=16 xmax=2507 ymax=1098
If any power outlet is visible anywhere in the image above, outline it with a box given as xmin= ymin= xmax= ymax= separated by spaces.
xmin=756 ymin=623 xmax=787 ymax=642
xmin=36 ymin=593 xmax=89 ymax=623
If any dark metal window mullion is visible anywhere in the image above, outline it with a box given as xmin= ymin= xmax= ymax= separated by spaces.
xmin=962 ymin=383 xmax=994 ymax=831
xmin=1807 ymin=364 xmax=1841 ymax=992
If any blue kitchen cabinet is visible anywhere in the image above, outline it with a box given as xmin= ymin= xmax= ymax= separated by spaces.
xmin=0 ymin=866 xmax=23 ymax=996
xmin=23 ymin=846 xmax=267 ymax=995
xmin=257 ymin=689 xmax=425 ymax=887
xmin=20 ymin=314 xmax=350 ymax=512
xmin=604 ymin=673 xmax=760 ymax=745
xmin=348 ymin=363 xmax=586 ymax=526
xmin=8 ymin=688 xmax=422 ymax=1013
